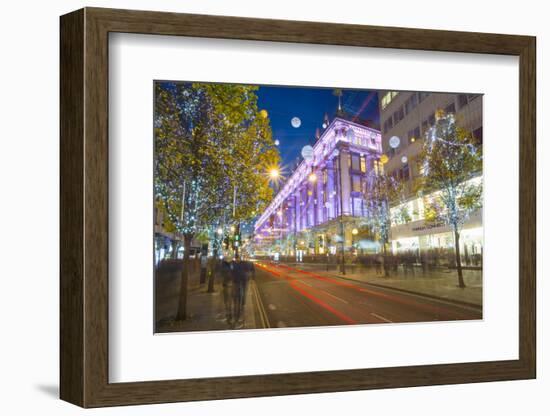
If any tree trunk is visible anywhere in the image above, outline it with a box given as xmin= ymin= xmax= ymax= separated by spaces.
xmin=382 ymin=240 xmax=390 ymax=277
xmin=207 ymin=249 xmax=217 ymax=293
xmin=170 ymin=240 xmax=179 ymax=259
xmin=176 ymin=234 xmax=192 ymax=320
xmin=199 ymin=243 xmax=208 ymax=284
xmin=453 ymin=226 xmax=466 ymax=288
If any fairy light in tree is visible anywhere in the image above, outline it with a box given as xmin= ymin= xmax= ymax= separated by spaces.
xmin=419 ymin=109 xmax=482 ymax=289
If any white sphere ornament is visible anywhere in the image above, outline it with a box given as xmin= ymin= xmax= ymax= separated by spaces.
xmin=401 ymin=156 xmax=408 ymax=164
xmin=274 ymin=139 xmax=280 ymax=146
xmin=301 ymin=145 xmax=314 ymax=161
xmin=389 ymin=136 xmax=401 ymax=148
xmin=291 ymin=117 xmax=301 ymax=128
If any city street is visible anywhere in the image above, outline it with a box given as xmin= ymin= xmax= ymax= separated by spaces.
xmin=252 ymin=261 xmax=482 ymax=329
xmin=152 ymin=84 xmax=485 ymax=332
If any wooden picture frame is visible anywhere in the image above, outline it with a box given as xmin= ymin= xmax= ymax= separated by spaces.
xmin=60 ymin=7 xmax=536 ymax=408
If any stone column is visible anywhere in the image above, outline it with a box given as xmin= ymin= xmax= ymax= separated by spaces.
xmin=339 ymin=149 xmax=351 ymax=216
xmin=295 ymin=189 xmax=301 ymax=232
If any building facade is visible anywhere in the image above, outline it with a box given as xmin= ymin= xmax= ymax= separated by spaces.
xmin=254 ymin=116 xmax=382 ymax=257
xmin=378 ymin=90 xmax=483 ymax=262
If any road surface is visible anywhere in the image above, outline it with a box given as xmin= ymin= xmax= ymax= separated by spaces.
xmin=251 ymin=261 xmax=481 ymax=329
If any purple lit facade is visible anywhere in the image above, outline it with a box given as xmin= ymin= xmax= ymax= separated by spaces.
xmin=254 ymin=117 xmax=382 ymax=256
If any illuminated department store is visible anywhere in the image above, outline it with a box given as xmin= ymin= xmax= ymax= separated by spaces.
xmin=254 ymin=99 xmax=482 ymax=261
xmin=253 ymin=115 xmax=383 ymax=257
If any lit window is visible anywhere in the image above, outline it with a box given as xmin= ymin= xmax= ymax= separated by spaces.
xmin=381 ymin=91 xmax=399 ymax=110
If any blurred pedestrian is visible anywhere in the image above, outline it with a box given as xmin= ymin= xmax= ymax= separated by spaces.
xmin=220 ymin=256 xmax=234 ymax=326
xmin=230 ymin=254 xmax=255 ymax=328
xmin=375 ymin=254 xmax=383 ymax=275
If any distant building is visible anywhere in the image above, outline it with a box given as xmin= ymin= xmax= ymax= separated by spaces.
xmin=254 ymin=116 xmax=382 ymax=257
xmin=378 ymin=91 xmax=483 ymax=258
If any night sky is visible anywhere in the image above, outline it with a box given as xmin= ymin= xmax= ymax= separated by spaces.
xmin=256 ymin=85 xmax=380 ymax=169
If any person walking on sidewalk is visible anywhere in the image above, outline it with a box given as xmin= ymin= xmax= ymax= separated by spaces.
xmin=375 ymin=254 xmax=383 ymax=276
xmin=220 ymin=257 xmax=234 ymax=327
xmin=230 ymin=254 xmax=255 ymax=329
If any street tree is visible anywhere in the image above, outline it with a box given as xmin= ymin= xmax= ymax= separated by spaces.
xmin=154 ymin=82 xmax=279 ymax=320
xmin=363 ymin=167 xmax=406 ymax=277
xmin=417 ymin=110 xmax=482 ymax=288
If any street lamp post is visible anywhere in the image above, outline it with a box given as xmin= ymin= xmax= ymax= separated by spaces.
xmin=277 ymin=208 xmax=283 ymax=260
xmin=352 ymin=228 xmax=358 ymax=272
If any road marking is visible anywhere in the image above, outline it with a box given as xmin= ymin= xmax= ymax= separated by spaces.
xmin=289 ymin=281 xmax=357 ymax=325
xmin=295 ymin=279 xmax=349 ymax=304
xmin=280 ymin=264 xmax=478 ymax=320
xmin=371 ymin=312 xmax=393 ymax=323
xmin=322 ymin=291 xmax=349 ymax=304
xmin=251 ymin=280 xmax=271 ymax=328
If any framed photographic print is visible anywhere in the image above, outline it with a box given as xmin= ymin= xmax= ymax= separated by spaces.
xmin=60 ymin=7 xmax=536 ymax=408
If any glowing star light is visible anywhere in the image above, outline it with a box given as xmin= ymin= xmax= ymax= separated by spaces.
xmin=380 ymin=154 xmax=389 ymax=164
xmin=269 ymin=168 xmax=280 ymax=179
xmin=291 ymin=117 xmax=301 ymax=128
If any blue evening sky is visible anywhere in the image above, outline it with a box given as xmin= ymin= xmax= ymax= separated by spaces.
xmin=256 ymin=85 xmax=379 ymax=169
xmin=156 ymin=81 xmax=380 ymax=170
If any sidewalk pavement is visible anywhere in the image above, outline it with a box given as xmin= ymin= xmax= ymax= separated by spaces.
xmin=284 ymin=262 xmax=482 ymax=307
xmin=155 ymin=261 xmax=259 ymax=333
